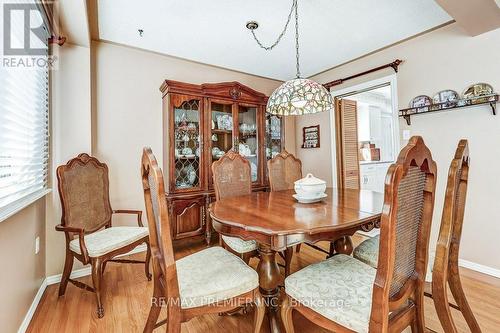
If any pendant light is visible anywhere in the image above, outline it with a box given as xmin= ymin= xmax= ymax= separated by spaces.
xmin=247 ymin=0 xmax=333 ymax=116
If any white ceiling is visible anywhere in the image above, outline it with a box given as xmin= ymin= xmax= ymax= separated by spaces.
xmin=98 ymin=0 xmax=451 ymax=81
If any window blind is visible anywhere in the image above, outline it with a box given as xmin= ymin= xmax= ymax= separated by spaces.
xmin=0 ymin=1 xmax=50 ymax=212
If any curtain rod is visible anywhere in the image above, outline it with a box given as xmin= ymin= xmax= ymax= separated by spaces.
xmin=323 ymin=59 xmax=403 ymax=89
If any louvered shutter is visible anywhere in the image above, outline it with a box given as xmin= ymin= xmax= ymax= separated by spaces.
xmin=335 ymin=99 xmax=360 ymax=189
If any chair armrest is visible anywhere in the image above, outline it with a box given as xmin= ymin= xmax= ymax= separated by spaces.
xmin=55 ymin=224 xmax=84 ymax=233
xmin=112 ymin=210 xmax=143 ymax=227
xmin=55 ymin=224 xmax=90 ymax=264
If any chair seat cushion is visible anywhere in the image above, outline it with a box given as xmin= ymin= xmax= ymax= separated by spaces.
xmin=176 ymin=246 xmax=259 ymax=309
xmin=69 ymin=226 xmax=149 ymax=257
xmin=222 ymin=235 xmax=257 ymax=254
xmin=353 ymin=235 xmax=380 ymax=268
xmin=285 ymin=254 xmax=376 ymax=333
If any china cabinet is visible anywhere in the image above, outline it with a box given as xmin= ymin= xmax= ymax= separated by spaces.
xmin=160 ymin=80 xmax=284 ymax=243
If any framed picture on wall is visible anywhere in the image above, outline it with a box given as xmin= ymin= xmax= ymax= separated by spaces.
xmin=301 ymin=125 xmax=320 ymax=148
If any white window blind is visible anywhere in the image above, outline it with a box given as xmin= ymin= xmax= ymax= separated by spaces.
xmin=0 ymin=1 xmax=50 ymax=215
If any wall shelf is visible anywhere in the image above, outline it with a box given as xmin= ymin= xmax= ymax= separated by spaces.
xmin=399 ymin=94 xmax=498 ymax=125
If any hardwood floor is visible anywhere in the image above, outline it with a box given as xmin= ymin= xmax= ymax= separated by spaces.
xmin=28 ymin=236 xmax=500 ymax=332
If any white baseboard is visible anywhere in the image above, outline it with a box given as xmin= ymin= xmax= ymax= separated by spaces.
xmin=18 ymin=278 xmax=48 ymax=333
xmin=429 ymin=250 xmax=500 ymax=279
xmin=459 ymin=259 xmax=500 ymax=279
xmin=18 ymin=244 xmax=147 ymax=332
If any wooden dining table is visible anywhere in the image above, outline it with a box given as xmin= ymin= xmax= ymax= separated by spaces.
xmin=209 ymin=187 xmax=384 ymax=333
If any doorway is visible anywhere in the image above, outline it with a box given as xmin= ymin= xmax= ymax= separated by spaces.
xmin=330 ymin=75 xmax=400 ymax=193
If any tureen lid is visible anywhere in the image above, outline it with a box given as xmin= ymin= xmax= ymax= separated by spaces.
xmin=295 ymin=173 xmax=326 ymax=185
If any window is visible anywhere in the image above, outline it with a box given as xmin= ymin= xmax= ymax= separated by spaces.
xmin=0 ymin=0 xmax=50 ymax=221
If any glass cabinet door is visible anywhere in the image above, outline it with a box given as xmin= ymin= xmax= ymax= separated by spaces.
xmin=173 ymin=99 xmax=202 ymax=190
xmin=210 ymin=101 xmax=235 ymax=161
xmin=238 ymin=105 xmax=259 ymax=182
xmin=265 ymin=114 xmax=283 ymax=160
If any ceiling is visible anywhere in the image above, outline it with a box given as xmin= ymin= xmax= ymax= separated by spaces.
xmin=97 ymin=0 xmax=451 ymax=81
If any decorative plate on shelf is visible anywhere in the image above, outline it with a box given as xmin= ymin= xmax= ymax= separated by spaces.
xmin=462 ymin=83 xmax=494 ymax=99
xmin=432 ymin=90 xmax=459 ymax=104
xmin=409 ymin=95 xmax=432 ymax=108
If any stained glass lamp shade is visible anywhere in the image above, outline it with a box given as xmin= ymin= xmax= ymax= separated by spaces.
xmin=266 ymin=78 xmax=334 ymax=116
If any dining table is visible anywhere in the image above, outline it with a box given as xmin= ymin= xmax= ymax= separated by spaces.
xmin=209 ymin=187 xmax=384 ymax=333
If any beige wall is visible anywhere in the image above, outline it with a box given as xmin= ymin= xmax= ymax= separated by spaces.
xmin=0 ymin=199 xmax=46 ymax=332
xmin=294 ymin=112 xmax=333 ymax=186
xmin=46 ymin=43 xmax=92 ymax=275
xmin=299 ymin=23 xmax=500 ymax=270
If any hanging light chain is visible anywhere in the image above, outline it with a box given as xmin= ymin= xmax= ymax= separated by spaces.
xmin=249 ymin=0 xmax=296 ymax=51
xmin=294 ymin=0 xmax=300 ymax=78
xmin=248 ymin=0 xmax=302 ymax=78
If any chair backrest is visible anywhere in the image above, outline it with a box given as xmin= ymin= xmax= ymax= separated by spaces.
xmin=434 ymin=140 xmax=469 ymax=277
xmin=267 ymin=150 xmax=302 ymax=191
xmin=432 ymin=140 xmax=480 ymax=332
xmin=212 ymin=150 xmax=251 ymax=200
xmin=434 ymin=139 xmax=469 ymax=272
xmin=370 ymin=136 xmax=437 ymax=330
xmin=141 ymin=148 xmax=180 ymax=300
xmin=56 ymin=153 xmax=113 ymax=233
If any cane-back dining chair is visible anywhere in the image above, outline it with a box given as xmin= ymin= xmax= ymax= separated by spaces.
xmin=267 ymin=150 xmax=303 ymax=192
xmin=142 ymin=147 xmax=265 ymax=333
xmin=212 ymin=150 xmax=259 ymax=264
xmin=281 ymin=136 xmax=437 ymax=333
xmin=267 ymin=150 xmax=304 ymax=276
xmin=55 ymin=153 xmax=151 ymax=318
xmin=353 ymin=140 xmax=481 ymax=332
xmin=431 ymin=139 xmax=481 ymax=333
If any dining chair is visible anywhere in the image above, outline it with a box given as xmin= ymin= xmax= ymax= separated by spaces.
xmin=352 ymin=140 xmax=481 ymax=332
xmin=267 ymin=150 xmax=303 ymax=192
xmin=281 ymin=136 xmax=437 ymax=333
xmin=431 ymin=139 xmax=481 ymax=333
xmin=141 ymin=147 xmax=264 ymax=333
xmin=268 ymin=150 xmax=311 ymax=276
xmin=212 ymin=150 xmax=259 ymax=264
xmin=55 ymin=153 xmax=151 ymax=318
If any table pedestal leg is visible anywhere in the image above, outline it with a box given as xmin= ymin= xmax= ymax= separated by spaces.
xmin=257 ymin=244 xmax=282 ymax=333
xmin=333 ymin=236 xmax=354 ymax=255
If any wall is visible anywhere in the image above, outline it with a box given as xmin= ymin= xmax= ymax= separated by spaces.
xmin=0 ymin=199 xmax=46 ymax=332
xmin=294 ymin=112 xmax=334 ymax=186
xmin=45 ymin=43 xmax=92 ymax=276
xmin=298 ymin=23 xmax=500 ymax=270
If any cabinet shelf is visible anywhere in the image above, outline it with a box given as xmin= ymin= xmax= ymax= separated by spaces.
xmin=399 ymin=94 xmax=498 ymax=125
xmin=240 ymin=132 xmax=257 ymax=139
xmin=212 ymin=129 xmax=232 ymax=134
xmin=175 ymin=155 xmax=199 ymax=160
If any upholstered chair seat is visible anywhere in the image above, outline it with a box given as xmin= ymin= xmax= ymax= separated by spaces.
xmin=354 ymin=235 xmax=433 ymax=282
xmin=176 ymin=246 xmax=259 ymax=308
xmin=353 ymin=235 xmax=380 ymax=268
xmin=285 ymin=254 xmax=376 ymax=333
xmin=69 ymin=226 xmax=149 ymax=257
xmin=221 ymin=235 xmax=258 ymax=254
